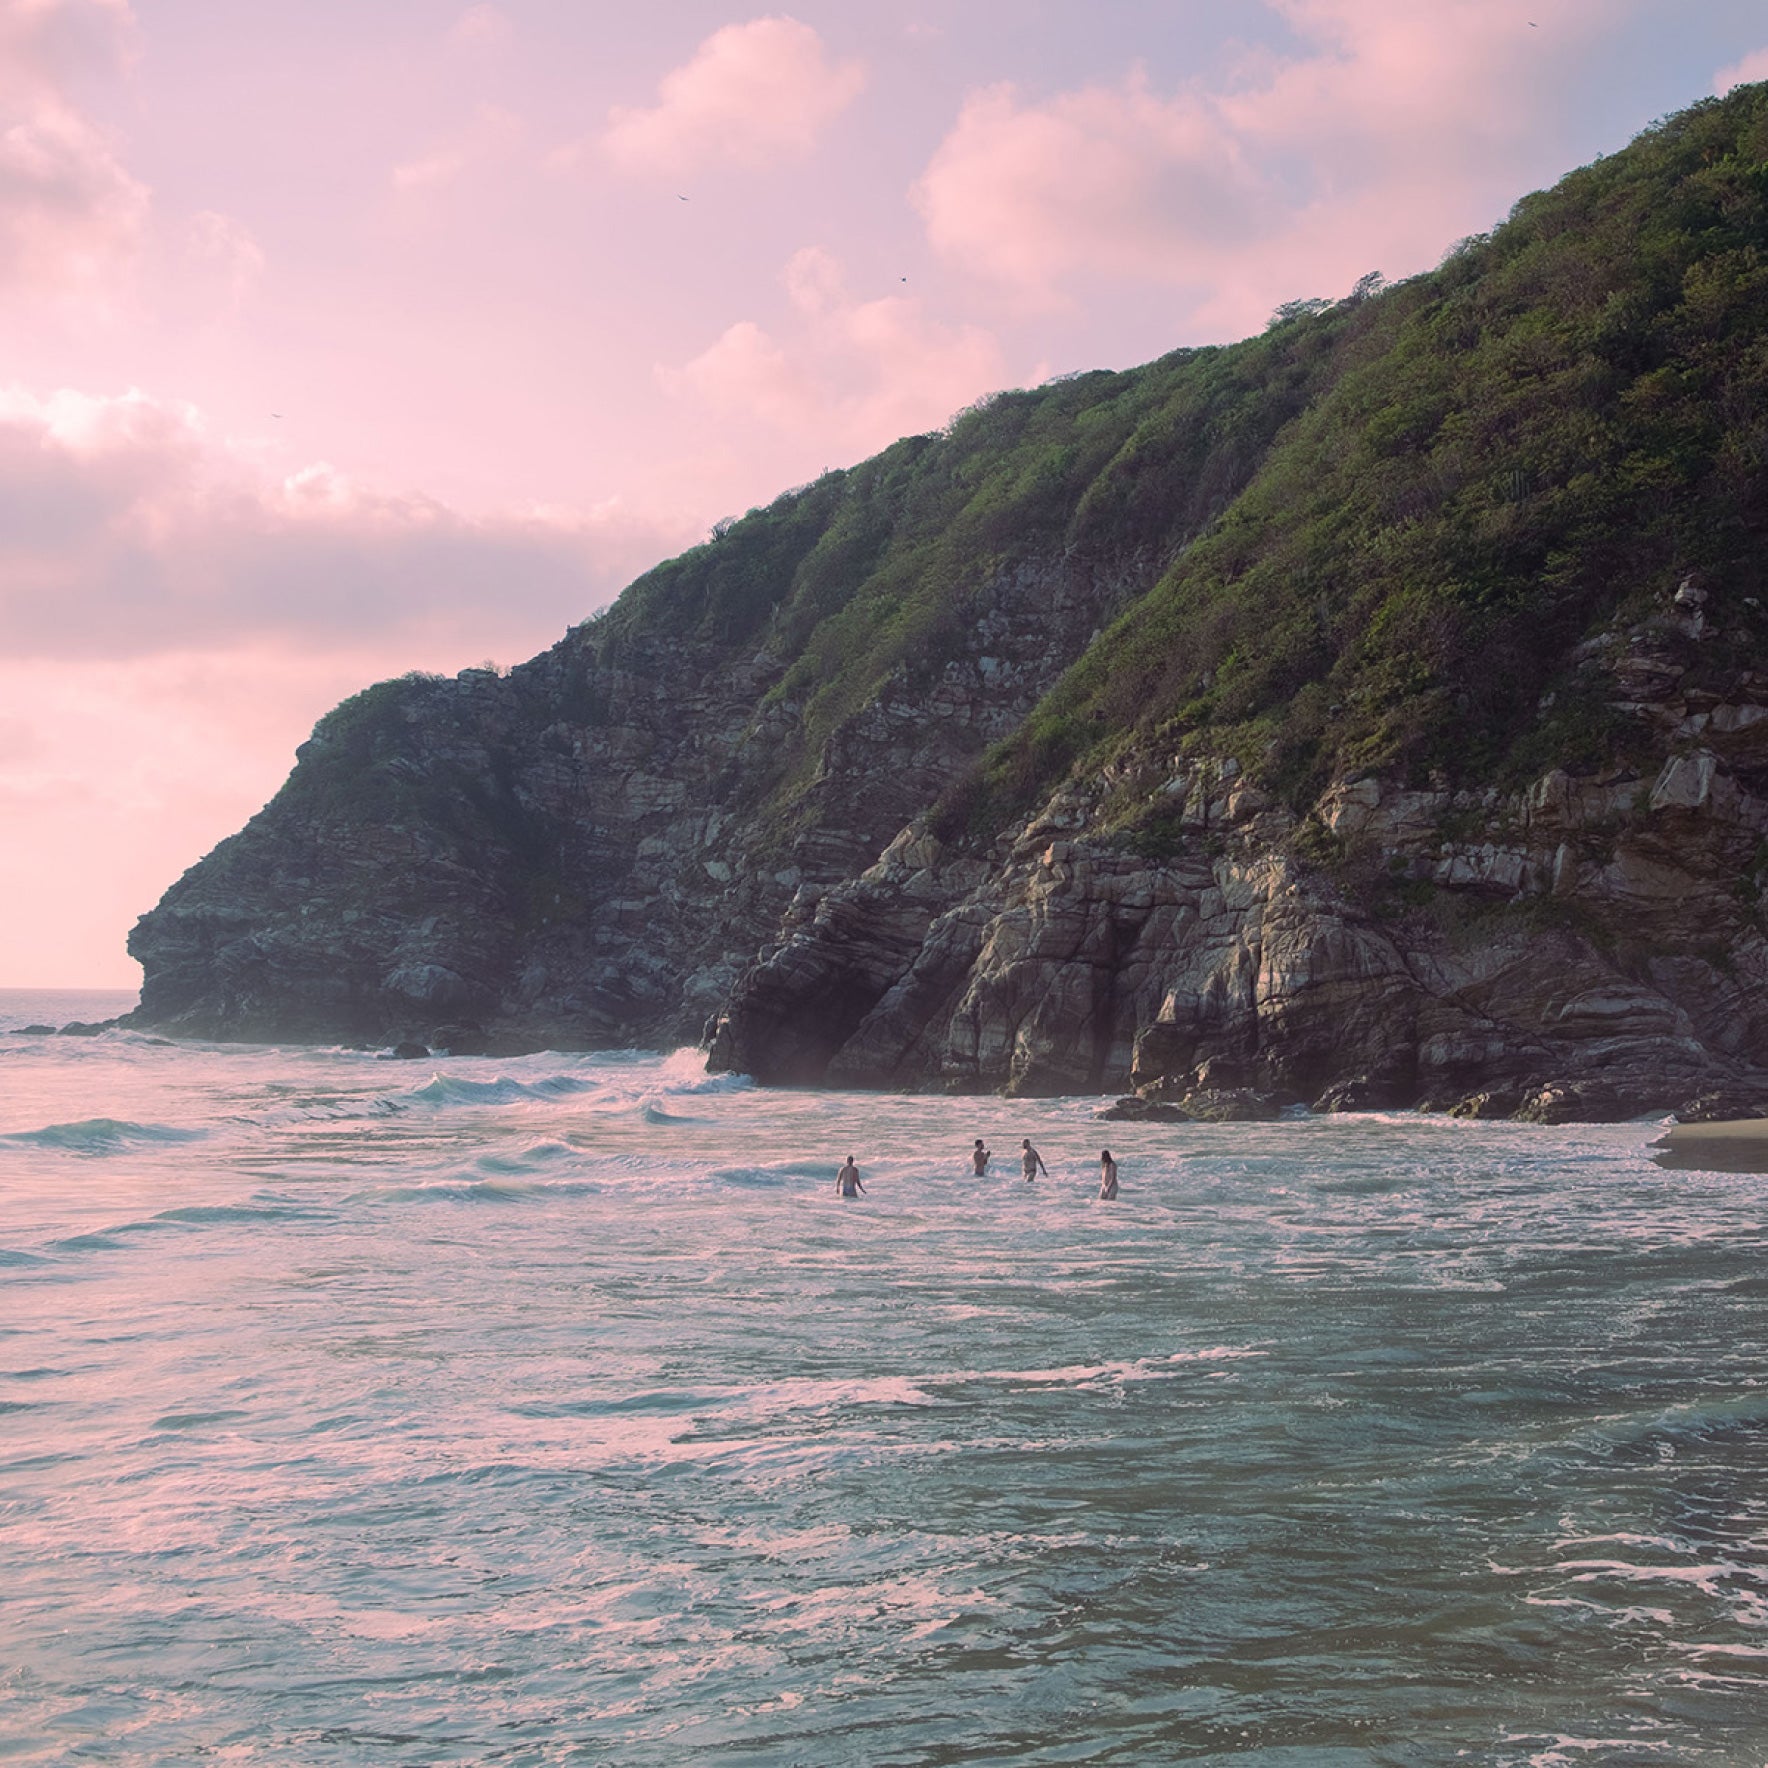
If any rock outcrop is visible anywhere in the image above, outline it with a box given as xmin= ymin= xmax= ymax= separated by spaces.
xmin=713 ymin=599 xmax=1768 ymax=1115
xmin=127 ymin=552 xmax=1155 ymax=1050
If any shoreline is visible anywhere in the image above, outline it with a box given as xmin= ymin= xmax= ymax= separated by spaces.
xmin=1652 ymin=1117 xmax=1768 ymax=1172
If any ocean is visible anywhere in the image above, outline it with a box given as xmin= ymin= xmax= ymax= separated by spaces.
xmin=2 ymin=986 xmax=1766 ymax=1766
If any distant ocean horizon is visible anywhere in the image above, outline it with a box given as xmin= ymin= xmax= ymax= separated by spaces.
xmin=3 ymin=998 xmax=1766 ymax=1762
xmin=0 ymin=985 xmax=140 ymax=1028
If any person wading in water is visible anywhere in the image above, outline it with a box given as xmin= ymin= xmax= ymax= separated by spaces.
xmin=1020 ymin=1139 xmax=1049 ymax=1183
xmin=835 ymin=1157 xmax=866 ymax=1199
xmin=1098 ymin=1150 xmax=1119 ymax=1200
xmin=971 ymin=1139 xmax=991 ymax=1176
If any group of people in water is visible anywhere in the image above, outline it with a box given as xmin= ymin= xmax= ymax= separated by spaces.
xmin=835 ymin=1139 xmax=1118 ymax=1199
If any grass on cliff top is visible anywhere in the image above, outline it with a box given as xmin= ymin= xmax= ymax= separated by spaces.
xmin=952 ymin=83 xmax=1768 ymax=839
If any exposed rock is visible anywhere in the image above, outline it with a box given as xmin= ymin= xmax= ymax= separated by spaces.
xmin=1513 ymin=1082 xmax=1639 ymax=1126
xmin=1313 ymin=1076 xmax=1413 ymax=1114
xmin=57 ymin=1021 xmax=112 ymax=1037
xmin=1095 ymin=1096 xmax=1191 ymax=1123
xmin=1171 ymin=1089 xmax=1283 ymax=1124
xmin=1672 ymin=1090 xmax=1768 ymax=1124
xmin=126 ymin=551 xmax=1154 ymax=1051
xmin=11 ymin=1024 xmax=56 ymax=1036
xmin=388 ymin=1041 xmax=430 ymax=1060
xmin=1448 ymin=1090 xmax=1524 ymax=1120
xmin=714 ymin=624 xmax=1768 ymax=1119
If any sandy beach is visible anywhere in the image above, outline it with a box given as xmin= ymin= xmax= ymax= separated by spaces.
xmin=1652 ymin=1118 xmax=1768 ymax=1172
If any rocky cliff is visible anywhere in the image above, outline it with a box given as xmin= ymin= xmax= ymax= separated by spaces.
xmin=130 ymin=85 xmax=1768 ymax=1118
xmin=713 ymin=579 xmax=1768 ymax=1119
xmin=126 ymin=546 xmax=1158 ymax=1050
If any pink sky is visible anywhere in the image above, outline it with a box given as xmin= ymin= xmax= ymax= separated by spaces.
xmin=4 ymin=0 xmax=1766 ymax=987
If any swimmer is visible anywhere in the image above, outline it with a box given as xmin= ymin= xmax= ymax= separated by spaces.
xmin=971 ymin=1138 xmax=991 ymax=1176
xmin=1020 ymin=1138 xmax=1048 ymax=1183
xmin=1098 ymin=1149 xmax=1119 ymax=1200
xmin=835 ymin=1156 xmax=866 ymax=1199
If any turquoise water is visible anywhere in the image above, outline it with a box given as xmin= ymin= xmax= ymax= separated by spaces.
xmin=2 ymin=991 xmax=1766 ymax=1765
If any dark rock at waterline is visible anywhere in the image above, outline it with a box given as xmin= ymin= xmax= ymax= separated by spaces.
xmin=1313 ymin=1075 xmax=1415 ymax=1114
xmin=11 ymin=1024 xmax=56 ymax=1036
xmin=388 ymin=1041 xmax=430 ymax=1060
xmin=1449 ymin=1089 xmax=1524 ymax=1120
xmin=1171 ymin=1088 xmax=1283 ymax=1124
xmin=1513 ymin=1081 xmax=1645 ymax=1125
xmin=1672 ymin=1089 xmax=1768 ymax=1124
xmin=1095 ymin=1096 xmax=1191 ymax=1123
xmin=428 ymin=1023 xmax=490 ymax=1056
xmin=58 ymin=1020 xmax=113 ymax=1037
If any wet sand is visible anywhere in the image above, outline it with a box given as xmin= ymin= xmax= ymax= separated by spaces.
xmin=1652 ymin=1118 xmax=1768 ymax=1172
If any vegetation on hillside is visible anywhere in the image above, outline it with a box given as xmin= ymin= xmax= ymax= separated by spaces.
xmin=960 ymin=84 xmax=1768 ymax=834
xmin=573 ymin=293 xmax=1377 ymax=819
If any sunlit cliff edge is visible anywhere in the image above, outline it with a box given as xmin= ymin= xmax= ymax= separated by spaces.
xmin=129 ymin=85 xmax=1768 ymax=1122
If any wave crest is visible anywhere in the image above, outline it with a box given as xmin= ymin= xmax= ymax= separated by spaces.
xmin=0 ymin=1118 xmax=207 ymax=1155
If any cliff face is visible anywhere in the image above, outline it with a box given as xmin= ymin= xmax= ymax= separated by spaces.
xmin=130 ymin=86 xmax=1768 ymax=1117
xmin=127 ymin=549 xmax=1158 ymax=1049
xmin=714 ymin=586 xmax=1768 ymax=1118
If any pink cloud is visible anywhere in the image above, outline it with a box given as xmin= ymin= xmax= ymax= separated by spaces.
xmin=0 ymin=384 xmax=692 ymax=658
xmin=184 ymin=208 xmax=263 ymax=304
xmin=391 ymin=103 xmax=521 ymax=193
xmin=603 ymin=16 xmax=865 ymax=174
xmin=913 ymin=0 xmax=1614 ymax=331
xmin=1715 ymin=46 xmax=1768 ymax=94
xmin=0 ymin=0 xmax=135 ymax=96
xmin=0 ymin=0 xmax=146 ymax=296
xmin=914 ymin=76 xmax=1269 ymax=302
xmin=660 ymin=245 xmax=1006 ymax=457
xmin=447 ymin=5 xmax=512 ymax=54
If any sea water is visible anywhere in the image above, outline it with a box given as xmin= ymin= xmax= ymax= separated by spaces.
xmin=2 ymin=987 xmax=1766 ymax=1767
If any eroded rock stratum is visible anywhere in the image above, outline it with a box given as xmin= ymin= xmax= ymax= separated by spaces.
xmin=716 ymin=593 xmax=1768 ymax=1119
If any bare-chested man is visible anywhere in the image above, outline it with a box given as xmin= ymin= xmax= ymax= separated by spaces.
xmin=971 ymin=1139 xmax=991 ymax=1176
xmin=1020 ymin=1138 xmax=1048 ymax=1183
xmin=835 ymin=1156 xmax=866 ymax=1199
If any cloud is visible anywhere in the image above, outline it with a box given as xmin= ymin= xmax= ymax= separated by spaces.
xmin=448 ymin=4 xmax=512 ymax=53
xmin=185 ymin=208 xmax=264 ymax=304
xmin=604 ymin=16 xmax=865 ymax=174
xmin=914 ymin=76 xmax=1269 ymax=300
xmin=0 ymin=385 xmax=692 ymax=659
xmin=913 ymin=0 xmax=1613 ymax=329
xmin=391 ymin=103 xmax=521 ymax=193
xmin=391 ymin=144 xmax=470 ymax=192
xmin=0 ymin=0 xmax=135 ymax=97
xmin=1715 ymin=47 xmax=1768 ymax=95
xmin=660 ymin=246 xmax=1006 ymax=456
xmin=0 ymin=0 xmax=146 ymax=296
